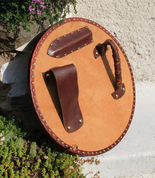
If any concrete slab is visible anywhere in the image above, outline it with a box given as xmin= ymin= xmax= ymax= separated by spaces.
xmin=81 ymin=82 xmax=155 ymax=178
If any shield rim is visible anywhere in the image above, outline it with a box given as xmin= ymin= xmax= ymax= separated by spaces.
xmin=29 ymin=17 xmax=136 ymax=156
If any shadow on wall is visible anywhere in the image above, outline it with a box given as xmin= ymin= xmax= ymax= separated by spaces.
xmin=1 ymin=30 xmax=46 ymax=98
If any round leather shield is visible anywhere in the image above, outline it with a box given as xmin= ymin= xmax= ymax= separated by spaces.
xmin=29 ymin=17 xmax=135 ymax=156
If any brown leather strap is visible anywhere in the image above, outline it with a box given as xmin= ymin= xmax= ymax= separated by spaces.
xmin=47 ymin=26 xmax=93 ymax=58
xmin=44 ymin=64 xmax=83 ymax=133
xmin=95 ymin=39 xmax=125 ymax=99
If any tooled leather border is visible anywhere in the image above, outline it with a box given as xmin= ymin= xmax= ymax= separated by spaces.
xmin=29 ymin=17 xmax=136 ymax=156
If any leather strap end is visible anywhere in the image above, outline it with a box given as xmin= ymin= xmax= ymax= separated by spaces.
xmin=44 ymin=64 xmax=83 ymax=133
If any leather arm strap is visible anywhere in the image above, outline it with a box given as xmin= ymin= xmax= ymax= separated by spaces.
xmin=44 ymin=64 xmax=83 ymax=133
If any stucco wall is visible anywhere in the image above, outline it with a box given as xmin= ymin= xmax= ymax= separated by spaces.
xmin=71 ymin=0 xmax=155 ymax=82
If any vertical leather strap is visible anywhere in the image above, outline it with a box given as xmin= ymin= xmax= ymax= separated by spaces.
xmin=44 ymin=64 xmax=83 ymax=133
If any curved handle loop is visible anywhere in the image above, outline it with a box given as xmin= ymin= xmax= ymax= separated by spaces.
xmin=96 ymin=39 xmax=125 ymax=99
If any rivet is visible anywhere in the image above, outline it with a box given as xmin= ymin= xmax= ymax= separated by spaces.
xmin=122 ymin=88 xmax=125 ymax=91
xmin=96 ymin=52 xmax=98 ymax=55
xmin=47 ymin=52 xmax=49 ymax=55
xmin=52 ymin=134 xmax=55 ymax=136
xmin=37 ymin=108 xmax=40 ymax=110
xmin=71 ymin=32 xmax=73 ymax=35
xmin=96 ymin=152 xmax=98 ymax=154
xmin=73 ymin=18 xmax=75 ymax=20
xmin=85 ymin=26 xmax=88 ymax=28
xmin=49 ymin=129 xmax=51 ymax=131
xmin=66 ymin=145 xmax=68 ymax=147
xmin=35 ymin=52 xmax=37 ymax=54
xmin=79 ymin=119 xmax=82 ymax=123
xmin=57 ymin=38 xmax=59 ymax=40
xmin=115 ymin=94 xmax=118 ymax=98
xmin=82 ymin=152 xmax=85 ymax=154
xmin=50 ymin=30 xmax=52 ymax=32
xmin=63 ymin=35 xmax=66 ymax=37
xmin=46 ymin=74 xmax=50 ymax=77
xmin=53 ymin=27 xmax=55 ymax=29
xmin=62 ymin=142 xmax=64 ymax=144
xmin=91 ymin=40 xmax=94 ymax=42
xmin=77 ymin=19 xmax=79 ymax=21
xmin=39 ymin=114 xmax=42 ymax=116
xmin=67 ymin=126 xmax=71 ymax=130
xmin=77 ymin=29 xmax=80 ymax=32
xmin=78 ymin=47 xmax=80 ymax=49
xmin=84 ymin=44 xmax=87 ymax=46
xmin=50 ymin=43 xmax=52 ymax=46
xmin=56 ymin=56 xmax=58 ymax=58
xmin=64 ymin=54 xmax=66 ymax=56
xmin=32 ymin=89 xmax=34 ymax=91
xmin=37 ymin=47 xmax=39 ymax=49
xmin=71 ymin=50 xmax=73 ymax=53
xmin=43 ymin=38 xmax=45 ymax=40
xmin=69 ymin=19 xmax=71 ymax=21
xmin=92 ymin=152 xmax=94 ymax=154
xmin=46 ymin=33 xmax=48 ymax=36
xmin=57 ymin=138 xmax=59 ymax=141
xmin=31 ymin=76 xmax=34 ymax=78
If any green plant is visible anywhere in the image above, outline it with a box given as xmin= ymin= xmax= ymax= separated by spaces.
xmin=0 ymin=0 xmax=77 ymax=32
xmin=0 ymin=115 xmax=100 ymax=177
xmin=29 ymin=142 xmax=37 ymax=159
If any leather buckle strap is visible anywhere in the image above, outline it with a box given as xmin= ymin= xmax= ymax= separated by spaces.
xmin=43 ymin=64 xmax=83 ymax=133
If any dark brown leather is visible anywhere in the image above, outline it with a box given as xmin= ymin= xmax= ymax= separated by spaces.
xmin=44 ymin=64 xmax=83 ymax=133
xmin=96 ymin=39 xmax=125 ymax=99
xmin=47 ymin=26 xmax=93 ymax=58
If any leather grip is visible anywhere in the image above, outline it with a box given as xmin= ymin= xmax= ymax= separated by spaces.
xmin=96 ymin=39 xmax=125 ymax=99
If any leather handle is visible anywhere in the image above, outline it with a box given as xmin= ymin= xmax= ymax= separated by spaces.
xmin=96 ymin=39 xmax=125 ymax=99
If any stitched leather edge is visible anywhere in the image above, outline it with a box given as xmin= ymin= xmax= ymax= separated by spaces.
xmin=29 ymin=17 xmax=136 ymax=156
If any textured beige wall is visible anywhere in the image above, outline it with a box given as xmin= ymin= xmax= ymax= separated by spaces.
xmin=71 ymin=0 xmax=155 ymax=82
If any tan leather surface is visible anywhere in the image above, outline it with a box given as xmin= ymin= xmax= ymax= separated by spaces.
xmin=34 ymin=21 xmax=134 ymax=151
